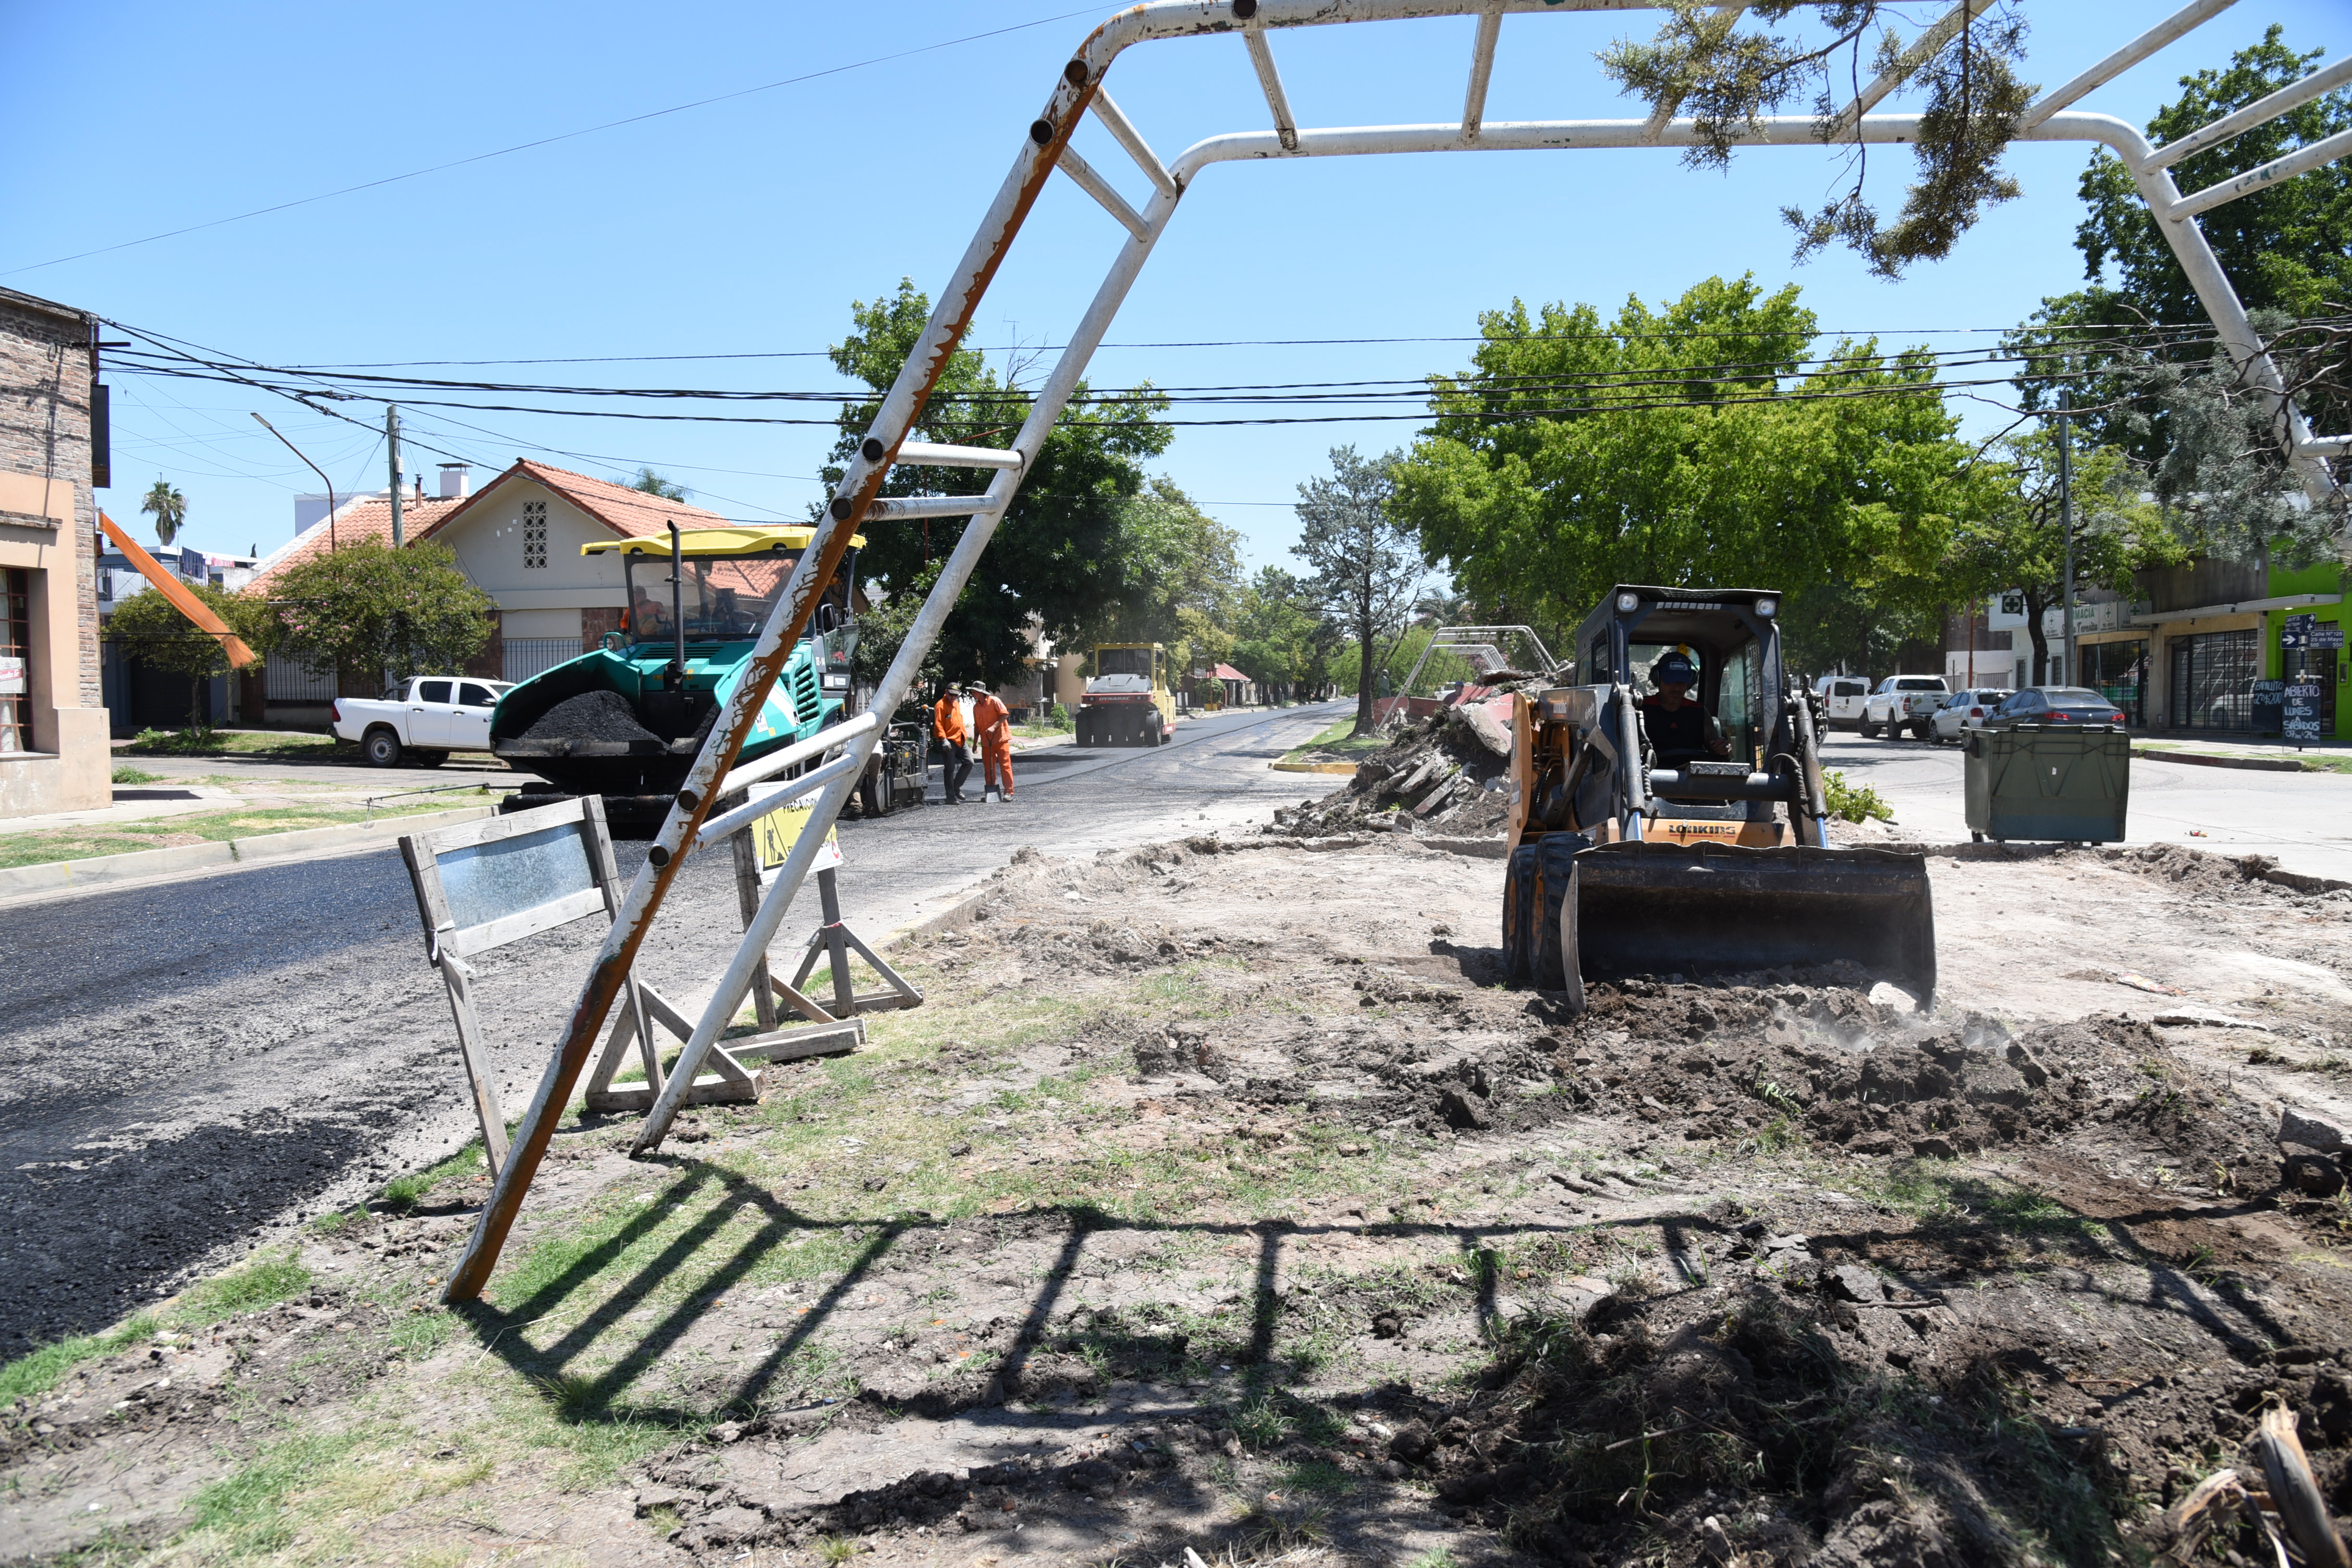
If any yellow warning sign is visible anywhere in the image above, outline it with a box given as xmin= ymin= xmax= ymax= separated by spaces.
xmin=753 ymin=792 xmax=841 ymax=875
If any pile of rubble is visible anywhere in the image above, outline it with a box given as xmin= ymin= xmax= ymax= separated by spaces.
xmin=1278 ymin=702 xmax=1516 ymax=839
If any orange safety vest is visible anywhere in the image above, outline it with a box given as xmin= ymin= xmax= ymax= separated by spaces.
xmin=933 ymin=694 xmax=967 ymax=745
xmin=972 ymin=692 xmax=1011 ymax=746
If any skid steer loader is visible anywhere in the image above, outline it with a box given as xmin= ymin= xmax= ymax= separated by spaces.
xmin=1501 ymin=586 xmax=1936 ymax=1011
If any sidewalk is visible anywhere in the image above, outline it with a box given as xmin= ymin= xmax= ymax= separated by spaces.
xmin=2130 ymin=733 xmax=2352 ymax=774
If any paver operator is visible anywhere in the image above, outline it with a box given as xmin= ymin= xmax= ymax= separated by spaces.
xmin=932 ymin=680 xmax=972 ymax=804
xmin=970 ymin=682 xmax=1015 ymax=803
xmin=1641 ymin=651 xmax=1731 ymax=769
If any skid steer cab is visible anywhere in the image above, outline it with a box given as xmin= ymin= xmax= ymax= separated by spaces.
xmin=1501 ymin=585 xmax=1936 ymax=1012
xmin=1075 ymin=642 xmax=1174 ymax=747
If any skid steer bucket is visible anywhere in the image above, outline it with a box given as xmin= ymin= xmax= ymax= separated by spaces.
xmin=1569 ymin=841 xmax=1937 ymax=1003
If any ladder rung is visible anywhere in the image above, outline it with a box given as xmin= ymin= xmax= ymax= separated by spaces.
xmin=861 ymin=437 xmax=1023 ymax=470
xmin=860 ymin=495 xmax=1007 ymax=520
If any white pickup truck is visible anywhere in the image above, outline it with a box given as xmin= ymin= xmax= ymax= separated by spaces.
xmin=1859 ymin=675 xmax=1951 ymax=741
xmin=332 ymin=676 xmax=512 ymax=767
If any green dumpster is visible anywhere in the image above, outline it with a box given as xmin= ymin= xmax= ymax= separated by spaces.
xmin=1964 ymin=724 xmax=2130 ymax=843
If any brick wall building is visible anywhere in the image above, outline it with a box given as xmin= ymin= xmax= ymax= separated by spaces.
xmin=0 ymin=286 xmax=107 ymax=817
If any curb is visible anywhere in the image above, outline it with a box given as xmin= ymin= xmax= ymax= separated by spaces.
xmin=1272 ymin=761 xmax=1360 ymax=775
xmin=2133 ymin=745 xmax=2310 ymax=774
xmin=0 ymin=804 xmax=497 ymax=902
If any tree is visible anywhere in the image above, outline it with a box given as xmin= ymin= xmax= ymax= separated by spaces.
xmin=1600 ymin=3 xmax=2032 ymax=277
xmin=106 ymin=580 xmax=260 ymax=730
xmin=1080 ymin=479 xmax=1244 ymax=678
xmin=1388 ymin=276 xmax=1967 ymax=677
xmin=1229 ymin=566 xmax=1332 ymax=704
xmin=140 ymin=480 xmax=186 ymax=547
xmin=1943 ymin=430 xmax=2176 ymax=685
xmin=823 ymin=279 xmax=1175 ymax=689
xmin=2141 ymin=324 xmax=2345 ymax=567
xmin=260 ymin=542 xmax=496 ymax=689
xmin=2008 ymin=27 xmax=2352 ymax=457
xmin=2079 ymin=27 xmax=2350 ymax=326
xmin=1293 ymin=446 xmax=1423 ymax=734
xmin=627 ymin=468 xmax=689 ymax=501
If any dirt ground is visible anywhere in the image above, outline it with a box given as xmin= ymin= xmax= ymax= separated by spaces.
xmin=10 ymin=828 xmax=2352 ymax=1567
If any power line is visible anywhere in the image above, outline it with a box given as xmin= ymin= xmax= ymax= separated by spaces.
xmin=270 ymin=321 xmax=2223 ymax=370
xmin=2 ymin=6 xmax=1101 ymax=277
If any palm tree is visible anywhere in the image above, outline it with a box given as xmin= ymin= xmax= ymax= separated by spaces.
xmin=141 ymin=479 xmax=187 ymax=547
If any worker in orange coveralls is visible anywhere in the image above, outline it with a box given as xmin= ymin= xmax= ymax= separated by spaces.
xmin=971 ymin=682 xmax=1015 ymax=803
xmin=932 ymin=681 xmax=971 ymax=804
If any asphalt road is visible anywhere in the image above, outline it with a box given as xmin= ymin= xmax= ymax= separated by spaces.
xmin=0 ymin=703 xmax=1348 ymax=1355
xmin=1818 ymin=728 xmax=2352 ymax=881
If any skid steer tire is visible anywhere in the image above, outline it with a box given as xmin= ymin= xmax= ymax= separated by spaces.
xmin=1502 ymin=844 xmax=1538 ymax=987
xmin=1533 ymin=832 xmax=1591 ymax=1011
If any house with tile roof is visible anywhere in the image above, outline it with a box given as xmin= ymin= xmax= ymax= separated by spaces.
xmin=243 ymin=459 xmax=733 ymax=720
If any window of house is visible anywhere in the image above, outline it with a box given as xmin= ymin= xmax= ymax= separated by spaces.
xmin=1 ymin=568 xmax=31 ymax=754
xmin=522 ymin=500 xmax=548 ymax=568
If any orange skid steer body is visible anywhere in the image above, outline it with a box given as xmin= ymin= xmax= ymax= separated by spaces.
xmin=1499 ymin=585 xmax=1935 ymax=1012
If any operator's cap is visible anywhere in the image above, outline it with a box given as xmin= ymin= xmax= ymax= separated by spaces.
xmin=1653 ymin=652 xmax=1698 ymax=685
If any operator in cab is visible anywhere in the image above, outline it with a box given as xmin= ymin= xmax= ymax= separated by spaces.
xmin=1642 ymin=651 xmax=1731 ymax=769
xmin=627 ymin=585 xmax=671 ymax=641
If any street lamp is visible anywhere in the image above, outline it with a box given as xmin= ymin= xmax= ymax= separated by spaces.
xmin=251 ymin=413 xmax=338 ymax=553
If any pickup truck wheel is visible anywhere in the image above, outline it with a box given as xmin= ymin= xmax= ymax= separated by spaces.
xmin=1858 ymin=720 xmax=1881 ymax=739
xmin=361 ymin=727 xmax=403 ymax=767
xmin=1908 ymin=720 xmax=1932 ymax=742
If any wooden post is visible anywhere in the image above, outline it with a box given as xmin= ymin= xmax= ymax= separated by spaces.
xmin=732 ymin=828 xmax=780 ymax=1030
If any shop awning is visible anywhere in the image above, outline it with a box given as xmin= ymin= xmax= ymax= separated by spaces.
xmin=2130 ymin=592 xmax=2341 ymax=627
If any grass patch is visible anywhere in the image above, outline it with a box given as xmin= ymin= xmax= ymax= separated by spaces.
xmin=187 ymin=1429 xmax=368 ymax=1554
xmin=0 ymin=1247 xmax=312 ymax=1406
xmin=380 ymin=1141 xmax=491 ymax=1212
xmin=110 ymin=764 xmax=166 ymax=784
xmin=118 ymin=727 xmax=345 ymax=757
xmin=1280 ymin=718 xmax=1388 ymax=765
xmin=0 ymin=793 xmax=489 ymax=871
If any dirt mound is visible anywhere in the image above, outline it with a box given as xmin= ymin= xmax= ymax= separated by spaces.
xmin=1279 ymin=705 xmax=1515 ymax=839
xmin=2098 ymin=841 xmax=2352 ymax=903
xmin=1411 ymin=1281 xmax=2146 ymax=1566
xmin=523 ymin=688 xmax=664 ymax=746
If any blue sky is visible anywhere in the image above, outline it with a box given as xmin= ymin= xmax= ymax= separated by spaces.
xmin=4 ymin=1 xmax=2338 ymax=572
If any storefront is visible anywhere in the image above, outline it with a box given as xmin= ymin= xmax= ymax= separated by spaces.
xmin=2169 ymin=626 xmax=2262 ymax=731
xmin=2077 ymin=634 xmax=2149 ymax=727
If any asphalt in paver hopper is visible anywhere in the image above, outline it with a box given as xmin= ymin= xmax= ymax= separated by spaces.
xmin=486 ymin=525 xmax=861 ymax=833
xmin=1499 ymin=585 xmax=1936 ymax=1011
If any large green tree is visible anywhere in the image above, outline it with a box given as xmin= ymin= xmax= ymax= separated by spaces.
xmin=1388 ymin=276 xmax=1966 ymax=679
xmin=824 ymin=279 xmax=1178 ymax=691
xmin=107 ymin=580 xmax=262 ymax=729
xmin=260 ymin=542 xmax=496 ymax=690
xmin=2008 ymin=26 xmax=2351 ymax=458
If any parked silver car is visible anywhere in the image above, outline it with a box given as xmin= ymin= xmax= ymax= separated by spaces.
xmin=1929 ymin=687 xmax=2015 ymax=744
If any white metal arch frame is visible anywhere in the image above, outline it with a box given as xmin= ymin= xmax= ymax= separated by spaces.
xmin=444 ymin=0 xmax=2348 ymax=1300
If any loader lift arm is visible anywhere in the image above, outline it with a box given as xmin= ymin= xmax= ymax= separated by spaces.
xmin=99 ymin=511 xmax=258 ymax=670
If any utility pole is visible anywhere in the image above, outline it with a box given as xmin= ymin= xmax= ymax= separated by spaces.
xmin=2056 ymin=388 xmax=2076 ymax=688
xmin=387 ymin=405 xmax=405 ymax=548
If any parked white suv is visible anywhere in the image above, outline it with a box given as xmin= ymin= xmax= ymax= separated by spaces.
xmin=1859 ymin=675 xmax=1950 ymax=741
xmin=332 ymin=676 xmax=512 ymax=767
xmin=1811 ymin=674 xmax=1870 ymax=730
xmin=1928 ymin=687 xmax=2013 ymax=744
